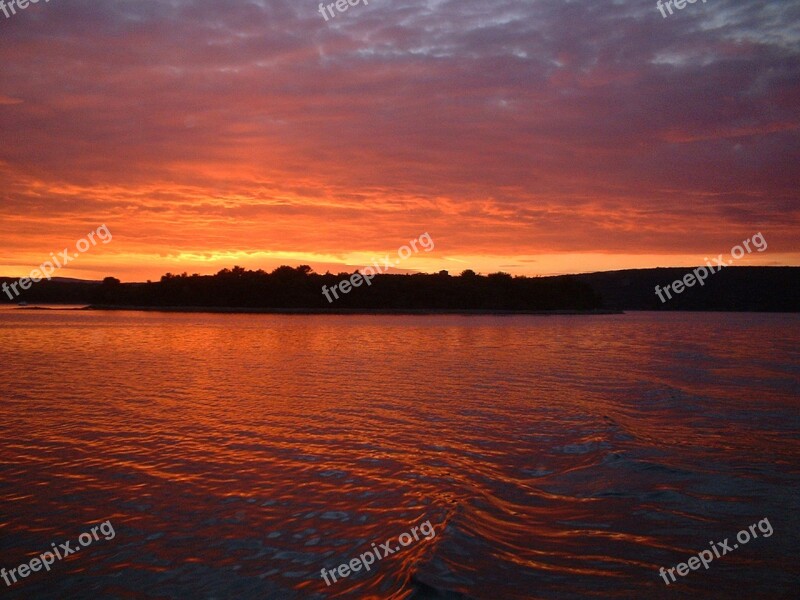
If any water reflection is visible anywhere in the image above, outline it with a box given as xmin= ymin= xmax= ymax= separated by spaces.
xmin=0 ymin=311 xmax=798 ymax=598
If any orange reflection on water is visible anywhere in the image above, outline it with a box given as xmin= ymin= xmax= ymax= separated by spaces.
xmin=0 ymin=310 xmax=798 ymax=598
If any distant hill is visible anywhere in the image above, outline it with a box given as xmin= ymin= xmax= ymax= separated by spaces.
xmin=1 ymin=266 xmax=798 ymax=311
xmin=1 ymin=276 xmax=102 ymax=305
xmin=567 ymin=266 xmax=799 ymax=312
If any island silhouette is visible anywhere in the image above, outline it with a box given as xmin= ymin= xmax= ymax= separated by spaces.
xmin=1 ymin=266 xmax=798 ymax=312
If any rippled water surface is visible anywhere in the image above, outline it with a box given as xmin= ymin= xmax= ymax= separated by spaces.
xmin=1 ymin=309 xmax=798 ymax=599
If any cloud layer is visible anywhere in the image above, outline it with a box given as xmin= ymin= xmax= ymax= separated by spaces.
xmin=1 ymin=0 xmax=798 ymax=279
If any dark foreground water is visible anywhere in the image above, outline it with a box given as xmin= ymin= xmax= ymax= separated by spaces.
xmin=0 ymin=309 xmax=798 ymax=599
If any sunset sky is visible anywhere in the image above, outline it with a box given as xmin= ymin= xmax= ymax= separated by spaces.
xmin=1 ymin=0 xmax=798 ymax=281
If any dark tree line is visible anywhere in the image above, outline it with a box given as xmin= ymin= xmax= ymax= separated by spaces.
xmin=3 ymin=266 xmax=797 ymax=311
xmin=84 ymin=266 xmax=603 ymax=310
